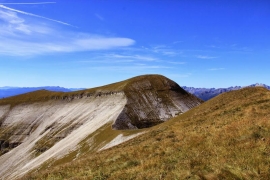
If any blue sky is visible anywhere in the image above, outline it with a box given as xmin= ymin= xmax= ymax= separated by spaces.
xmin=0 ymin=0 xmax=269 ymax=88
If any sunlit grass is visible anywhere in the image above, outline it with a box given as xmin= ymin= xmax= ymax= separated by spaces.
xmin=20 ymin=87 xmax=270 ymax=179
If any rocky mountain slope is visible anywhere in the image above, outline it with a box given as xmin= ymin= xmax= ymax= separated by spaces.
xmin=22 ymin=86 xmax=270 ymax=179
xmin=183 ymin=83 xmax=270 ymax=101
xmin=0 ymin=74 xmax=202 ymax=179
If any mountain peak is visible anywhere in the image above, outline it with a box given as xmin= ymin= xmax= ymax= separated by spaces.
xmin=124 ymin=74 xmax=183 ymax=91
xmin=0 ymin=75 xmax=202 ymax=179
xmin=112 ymin=74 xmax=202 ymax=129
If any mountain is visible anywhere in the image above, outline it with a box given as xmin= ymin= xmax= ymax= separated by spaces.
xmin=0 ymin=86 xmax=84 ymax=99
xmin=2 ymin=83 xmax=269 ymax=102
xmin=183 ymin=83 xmax=270 ymax=101
xmin=21 ymin=86 xmax=270 ymax=179
xmin=0 ymin=74 xmax=202 ymax=179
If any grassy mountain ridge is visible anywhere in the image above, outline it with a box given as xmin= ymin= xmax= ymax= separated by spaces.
xmin=21 ymin=87 xmax=270 ymax=179
xmin=0 ymin=74 xmax=184 ymax=106
xmin=0 ymin=74 xmax=202 ymax=179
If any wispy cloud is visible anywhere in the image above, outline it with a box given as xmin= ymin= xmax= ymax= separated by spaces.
xmin=0 ymin=4 xmax=75 ymax=27
xmin=172 ymin=41 xmax=183 ymax=44
xmin=78 ymin=59 xmax=135 ymax=64
xmin=69 ymin=52 xmax=175 ymax=72
xmin=208 ymin=68 xmax=225 ymax=71
xmin=0 ymin=6 xmax=135 ymax=56
xmin=0 ymin=35 xmax=135 ymax=56
xmin=206 ymin=44 xmax=253 ymax=53
xmin=107 ymin=54 xmax=158 ymax=61
xmin=197 ymin=55 xmax=217 ymax=59
xmin=206 ymin=45 xmax=220 ymax=49
xmin=0 ymin=2 xmax=56 ymax=5
xmin=167 ymin=61 xmax=186 ymax=65
xmin=0 ymin=9 xmax=31 ymax=34
xmin=74 ymin=38 xmax=134 ymax=50
xmin=151 ymin=45 xmax=181 ymax=56
xmin=95 ymin=13 xmax=104 ymax=21
xmin=88 ymin=65 xmax=171 ymax=72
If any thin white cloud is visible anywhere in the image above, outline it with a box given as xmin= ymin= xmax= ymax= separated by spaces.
xmin=67 ymin=52 xmax=173 ymax=71
xmin=0 ymin=7 xmax=135 ymax=56
xmin=0 ymin=9 xmax=46 ymax=35
xmin=172 ymin=41 xmax=183 ymax=44
xmin=167 ymin=61 xmax=186 ymax=65
xmin=88 ymin=65 xmax=171 ymax=71
xmin=74 ymin=38 xmax=134 ymax=50
xmin=0 ymin=2 xmax=56 ymax=5
xmin=0 ymin=36 xmax=135 ymax=56
xmin=208 ymin=68 xmax=225 ymax=71
xmin=0 ymin=4 xmax=75 ymax=27
xmin=108 ymin=54 xmax=157 ymax=61
xmin=206 ymin=45 xmax=220 ymax=48
xmin=95 ymin=13 xmax=104 ymax=21
xmin=151 ymin=45 xmax=180 ymax=56
xmin=78 ymin=59 xmax=135 ymax=64
xmin=0 ymin=9 xmax=56 ymax=38
xmin=197 ymin=55 xmax=217 ymax=59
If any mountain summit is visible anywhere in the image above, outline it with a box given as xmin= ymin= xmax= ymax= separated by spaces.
xmin=0 ymin=74 xmax=201 ymax=179
xmin=112 ymin=75 xmax=203 ymax=129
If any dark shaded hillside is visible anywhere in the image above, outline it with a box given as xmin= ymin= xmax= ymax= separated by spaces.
xmin=21 ymin=87 xmax=270 ymax=179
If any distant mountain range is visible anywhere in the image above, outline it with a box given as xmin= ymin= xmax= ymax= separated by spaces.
xmin=1 ymin=83 xmax=269 ymax=101
xmin=0 ymin=86 xmax=84 ymax=99
xmin=183 ymin=83 xmax=270 ymax=101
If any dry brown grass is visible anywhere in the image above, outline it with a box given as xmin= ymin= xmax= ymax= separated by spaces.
xmin=19 ymin=87 xmax=270 ymax=179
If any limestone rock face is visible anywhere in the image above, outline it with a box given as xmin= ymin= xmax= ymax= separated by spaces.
xmin=0 ymin=74 xmax=202 ymax=179
xmin=113 ymin=75 xmax=202 ymax=129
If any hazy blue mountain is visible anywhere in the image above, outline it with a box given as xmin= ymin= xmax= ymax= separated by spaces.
xmin=183 ymin=83 xmax=270 ymax=101
xmin=0 ymin=86 xmax=85 ymax=99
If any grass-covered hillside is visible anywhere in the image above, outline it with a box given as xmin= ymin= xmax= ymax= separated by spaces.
xmin=0 ymin=74 xmax=202 ymax=179
xmin=21 ymin=87 xmax=270 ymax=179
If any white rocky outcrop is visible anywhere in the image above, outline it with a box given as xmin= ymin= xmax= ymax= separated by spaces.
xmin=0 ymin=94 xmax=127 ymax=179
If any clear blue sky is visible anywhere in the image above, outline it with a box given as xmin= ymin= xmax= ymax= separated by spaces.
xmin=0 ymin=0 xmax=269 ymax=88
